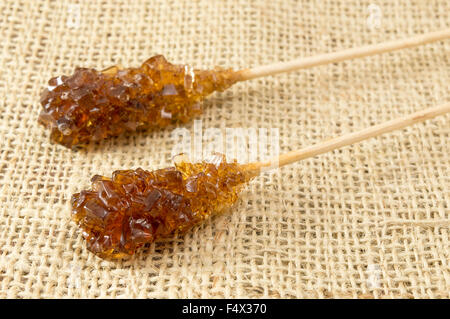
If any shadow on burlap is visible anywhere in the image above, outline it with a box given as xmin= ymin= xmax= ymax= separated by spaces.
xmin=0 ymin=0 xmax=448 ymax=298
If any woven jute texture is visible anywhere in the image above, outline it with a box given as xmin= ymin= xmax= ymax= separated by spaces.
xmin=0 ymin=0 xmax=449 ymax=299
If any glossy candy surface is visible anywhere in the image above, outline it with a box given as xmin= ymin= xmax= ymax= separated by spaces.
xmin=39 ymin=55 xmax=238 ymax=147
xmin=71 ymin=154 xmax=252 ymax=259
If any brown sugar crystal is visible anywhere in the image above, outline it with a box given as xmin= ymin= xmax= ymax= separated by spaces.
xmin=71 ymin=154 xmax=252 ymax=259
xmin=38 ymin=55 xmax=239 ymax=147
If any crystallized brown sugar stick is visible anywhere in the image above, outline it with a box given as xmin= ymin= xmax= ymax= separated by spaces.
xmin=39 ymin=56 xmax=239 ymax=147
xmin=39 ymin=29 xmax=450 ymax=147
xmin=71 ymin=102 xmax=450 ymax=259
xmin=71 ymin=153 xmax=253 ymax=259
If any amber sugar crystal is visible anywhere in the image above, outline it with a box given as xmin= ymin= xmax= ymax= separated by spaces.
xmin=39 ymin=55 xmax=239 ymax=147
xmin=71 ymin=154 xmax=253 ymax=259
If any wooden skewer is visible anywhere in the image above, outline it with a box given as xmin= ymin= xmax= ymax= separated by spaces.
xmin=244 ymin=102 xmax=450 ymax=176
xmin=237 ymin=28 xmax=450 ymax=81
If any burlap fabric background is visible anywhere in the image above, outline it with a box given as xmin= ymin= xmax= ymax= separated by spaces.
xmin=0 ymin=0 xmax=449 ymax=299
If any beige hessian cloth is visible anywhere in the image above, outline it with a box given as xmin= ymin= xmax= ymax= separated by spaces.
xmin=0 ymin=0 xmax=449 ymax=298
